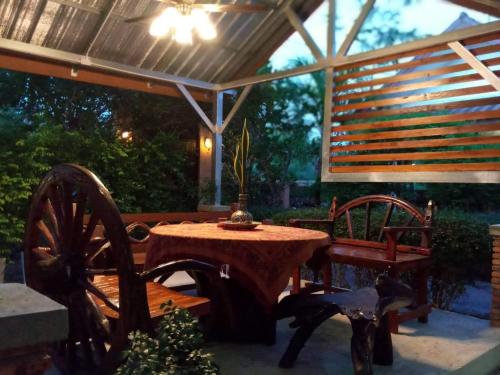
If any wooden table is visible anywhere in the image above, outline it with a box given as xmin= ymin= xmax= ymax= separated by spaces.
xmin=146 ymin=223 xmax=330 ymax=343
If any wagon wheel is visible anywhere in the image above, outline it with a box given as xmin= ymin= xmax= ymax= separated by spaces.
xmin=24 ymin=164 xmax=150 ymax=374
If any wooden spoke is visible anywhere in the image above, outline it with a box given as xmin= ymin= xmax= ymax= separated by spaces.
xmin=71 ymin=189 xmax=87 ymax=251
xmin=80 ymin=279 xmax=119 ymax=313
xmin=378 ymin=203 xmax=394 ymax=242
xmin=80 ymin=212 xmax=99 ymax=255
xmin=84 ymin=292 xmax=111 ymax=339
xmin=70 ymin=295 xmax=95 ymax=367
xmin=86 ymin=240 xmax=111 ymax=263
xmin=59 ymin=182 xmax=74 ymax=252
xmin=42 ymin=198 xmax=60 ymax=240
xmin=48 ymin=184 xmax=65 ymax=231
xmin=32 ymin=246 xmax=55 ymax=260
xmin=36 ymin=220 xmax=59 ymax=252
xmin=364 ymin=202 xmax=371 ymax=241
xmin=346 ymin=210 xmax=354 ymax=239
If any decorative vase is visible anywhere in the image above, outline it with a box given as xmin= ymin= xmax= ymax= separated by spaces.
xmin=230 ymin=193 xmax=253 ymax=223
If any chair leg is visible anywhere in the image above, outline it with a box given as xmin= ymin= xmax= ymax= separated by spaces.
xmin=350 ymin=318 xmax=376 ymax=375
xmin=416 ymin=268 xmax=429 ymax=324
xmin=292 ymin=267 xmax=301 ymax=294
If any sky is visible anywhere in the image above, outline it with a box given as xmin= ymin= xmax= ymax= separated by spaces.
xmin=270 ymin=0 xmax=498 ymax=70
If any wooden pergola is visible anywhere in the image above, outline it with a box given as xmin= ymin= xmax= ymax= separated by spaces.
xmin=0 ymin=0 xmax=499 ymax=205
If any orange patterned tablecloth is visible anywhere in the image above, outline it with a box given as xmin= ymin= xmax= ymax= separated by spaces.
xmin=146 ymin=223 xmax=330 ymax=311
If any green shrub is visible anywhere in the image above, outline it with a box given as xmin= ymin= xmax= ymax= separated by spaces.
xmin=0 ymin=112 xmax=198 ymax=258
xmin=430 ymin=209 xmax=492 ymax=309
xmin=270 ymin=207 xmax=494 ymax=309
xmin=116 ymin=301 xmax=218 ymax=375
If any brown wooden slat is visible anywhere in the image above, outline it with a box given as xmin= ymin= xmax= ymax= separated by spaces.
xmin=329 ymin=162 xmax=500 ymax=173
xmin=335 ymin=31 xmax=499 ymax=73
xmin=331 ymin=135 xmax=500 ymax=152
xmin=462 ymin=32 xmax=500 ymax=47
xmin=330 ymin=149 xmax=500 ymax=163
xmin=334 ymin=44 xmax=499 ymax=83
xmin=335 ymin=56 xmax=500 ymax=91
xmin=334 ymin=46 xmax=498 ymax=83
xmin=334 ymin=110 xmax=500 ymax=133
xmin=333 ymin=85 xmax=496 ymax=112
xmin=331 ymin=122 xmax=500 ymax=142
xmin=334 ymin=70 xmax=500 ymax=102
xmin=333 ymin=97 xmax=500 ymax=122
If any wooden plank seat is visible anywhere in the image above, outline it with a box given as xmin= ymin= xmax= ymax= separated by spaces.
xmin=290 ymin=194 xmax=434 ymax=333
xmin=276 ymin=274 xmax=413 ymax=375
xmin=92 ymin=275 xmax=211 ymax=320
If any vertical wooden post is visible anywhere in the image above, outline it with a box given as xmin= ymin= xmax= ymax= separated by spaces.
xmin=490 ymin=224 xmax=500 ymax=327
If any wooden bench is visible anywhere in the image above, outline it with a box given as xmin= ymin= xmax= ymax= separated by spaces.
xmin=290 ymin=195 xmax=434 ymax=333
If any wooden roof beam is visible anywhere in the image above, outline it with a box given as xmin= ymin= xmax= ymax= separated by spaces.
xmin=0 ymin=51 xmax=212 ymax=102
xmin=446 ymin=0 xmax=500 ymax=17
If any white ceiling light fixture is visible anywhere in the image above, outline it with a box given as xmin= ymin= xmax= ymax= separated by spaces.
xmin=148 ymin=4 xmax=216 ymax=45
xmin=126 ymin=1 xmax=270 ymax=46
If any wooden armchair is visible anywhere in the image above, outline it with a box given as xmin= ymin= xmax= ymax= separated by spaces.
xmin=289 ymin=194 xmax=434 ymax=333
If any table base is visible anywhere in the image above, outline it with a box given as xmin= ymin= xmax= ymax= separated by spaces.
xmin=200 ymin=277 xmax=277 ymax=345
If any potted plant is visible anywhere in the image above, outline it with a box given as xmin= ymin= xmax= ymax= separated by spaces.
xmin=230 ymin=119 xmax=253 ymax=223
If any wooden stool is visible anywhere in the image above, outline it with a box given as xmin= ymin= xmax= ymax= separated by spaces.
xmin=276 ymin=274 xmax=413 ymax=375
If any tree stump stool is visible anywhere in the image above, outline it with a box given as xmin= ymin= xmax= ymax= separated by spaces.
xmin=276 ymin=274 xmax=413 ymax=375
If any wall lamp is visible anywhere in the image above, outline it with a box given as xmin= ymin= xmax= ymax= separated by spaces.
xmin=204 ymin=137 xmax=212 ymax=151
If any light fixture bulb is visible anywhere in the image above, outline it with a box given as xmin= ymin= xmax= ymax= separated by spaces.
xmin=149 ymin=7 xmax=180 ymax=38
xmin=192 ymin=9 xmax=216 ymax=40
xmin=174 ymin=16 xmax=193 ymax=44
xmin=149 ymin=17 xmax=168 ymax=37
xmin=204 ymin=137 xmax=212 ymax=150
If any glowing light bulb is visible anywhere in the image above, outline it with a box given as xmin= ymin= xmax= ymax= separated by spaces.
xmin=174 ymin=14 xmax=193 ymax=44
xmin=192 ymin=9 xmax=216 ymax=40
xmin=149 ymin=17 xmax=168 ymax=37
xmin=149 ymin=7 xmax=180 ymax=37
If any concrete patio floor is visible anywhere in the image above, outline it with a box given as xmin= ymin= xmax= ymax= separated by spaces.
xmin=209 ymin=309 xmax=500 ymax=375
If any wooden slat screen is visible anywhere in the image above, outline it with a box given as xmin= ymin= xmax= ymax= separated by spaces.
xmin=329 ymin=31 xmax=500 ymax=181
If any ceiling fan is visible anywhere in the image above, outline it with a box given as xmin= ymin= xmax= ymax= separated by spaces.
xmin=126 ymin=1 xmax=271 ymax=45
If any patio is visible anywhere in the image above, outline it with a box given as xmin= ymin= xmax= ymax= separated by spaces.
xmin=0 ymin=0 xmax=499 ymax=374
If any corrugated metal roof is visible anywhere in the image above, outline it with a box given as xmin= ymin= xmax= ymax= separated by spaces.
xmin=0 ymin=0 xmax=322 ymax=84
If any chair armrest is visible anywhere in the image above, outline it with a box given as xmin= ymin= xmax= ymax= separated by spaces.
xmin=289 ymin=219 xmax=334 ymax=228
xmin=139 ymin=259 xmax=218 ymax=283
xmin=383 ymin=226 xmax=432 ymax=234
xmin=383 ymin=226 xmax=432 ymax=260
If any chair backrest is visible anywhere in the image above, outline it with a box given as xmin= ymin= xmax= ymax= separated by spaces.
xmin=329 ymin=195 xmax=433 ymax=252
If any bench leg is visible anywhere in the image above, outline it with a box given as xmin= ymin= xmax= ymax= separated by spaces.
xmin=350 ymin=318 xmax=376 ymax=375
xmin=373 ymin=314 xmax=393 ymax=366
xmin=279 ymin=312 xmax=335 ymax=369
xmin=416 ymin=268 xmax=429 ymax=324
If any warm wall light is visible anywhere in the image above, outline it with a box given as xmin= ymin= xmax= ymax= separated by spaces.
xmin=204 ymin=137 xmax=212 ymax=151
xmin=121 ymin=131 xmax=132 ymax=140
